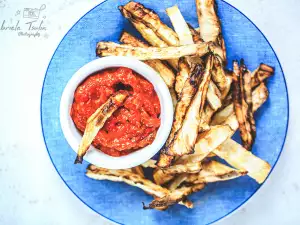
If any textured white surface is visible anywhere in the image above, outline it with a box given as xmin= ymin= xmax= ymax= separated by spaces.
xmin=0 ymin=0 xmax=299 ymax=224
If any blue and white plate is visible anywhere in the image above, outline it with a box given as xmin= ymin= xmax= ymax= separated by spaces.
xmin=41 ymin=0 xmax=289 ymax=224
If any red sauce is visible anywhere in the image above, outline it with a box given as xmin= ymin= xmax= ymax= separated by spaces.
xmin=70 ymin=67 xmax=161 ymax=157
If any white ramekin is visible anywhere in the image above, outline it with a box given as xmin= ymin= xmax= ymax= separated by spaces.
xmin=60 ymin=56 xmax=173 ymax=169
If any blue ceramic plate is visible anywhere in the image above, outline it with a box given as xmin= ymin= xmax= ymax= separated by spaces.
xmin=41 ymin=0 xmax=289 ymax=224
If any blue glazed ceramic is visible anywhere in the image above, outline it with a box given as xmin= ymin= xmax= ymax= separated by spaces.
xmin=41 ymin=0 xmax=289 ymax=224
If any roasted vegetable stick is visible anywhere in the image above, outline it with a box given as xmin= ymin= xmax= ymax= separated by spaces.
xmin=166 ymin=59 xmax=203 ymax=146
xmin=188 ymin=23 xmax=204 ymax=44
xmin=232 ymin=60 xmax=255 ymax=150
xmin=119 ymin=7 xmax=179 ymax=70
xmin=162 ymin=162 xmax=202 ymax=174
xmin=213 ymin=139 xmax=271 ymax=184
xmin=143 ymin=184 xmax=205 ymax=210
xmin=132 ymin=166 xmax=145 ymax=178
xmin=168 ymin=174 xmax=189 ymax=191
xmin=198 ymin=104 xmax=216 ymax=132
xmin=251 ymin=63 xmax=274 ymax=88
xmin=192 ymin=124 xmax=237 ymax=162
xmin=195 ymin=0 xmax=226 ymax=61
xmin=74 ymin=92 xmax=128 ymax=164
xmin=212 ymin=56 xmax=232 ymax=99
xmin=207 ymin=81 xmax=222 ymax=110
xmin=211 ymin=82 xmax=269 ymax=125
xmin=123 ymin=1 xmax=180 ymax=46
xmin=185 ymin=160 xmax=247 ymax=184
xmin=175 ymin=57 xmax=191 ymax=98
xmin=242 ymin=63 xmax=257 ymax=150
xmin=141 ymin=159 xmax=157 ymax=168
xmin=86 ymin=165 xmax=191 ymax=208
xmin=96 ymin=42 xmax=210 ymax=60
xmin=119 ymin=31 xmax=175 ymax=88
xmin=153 ymin=168 xmax=175 ymax=185
xmin=166 ymin=56 xmax=213 ymax=156
xmin=166 ymin=5 xmax=194 ymax=45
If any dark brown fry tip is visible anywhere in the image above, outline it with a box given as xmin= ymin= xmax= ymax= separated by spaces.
xmin=74 ymin=156 xmax=83 ymax=164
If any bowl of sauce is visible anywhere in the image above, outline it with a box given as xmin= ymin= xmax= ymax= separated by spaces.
xmin=60 ymin=56 xmax=173 ymax=169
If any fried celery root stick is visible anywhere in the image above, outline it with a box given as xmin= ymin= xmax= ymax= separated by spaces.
xmin=188 ymin=23 xmax=204 ymax=44
xmin=185 ymin=160 xmax=247 ymax=184
xmin=211 ymin=82 xmax=269 ymax=126
xmin=74 ymin=92 xmax=129 ymax=164
xmin=168 ymin=174 xmax=189 ymax=191
xmin=167 ymin=59 xmax=204 ymax=146
xmin=212 ymin=56 xmax=232 ymax=99
xmin=119 ymin=6 xmax=179 ymax=70
xmin=119 ymin=31 xmax=175 ymax=88
xmin=156 ymin=60 xmax=204 ymax=168
xmin=131 ymin=166 xmax=145 ymax=178
xmin=162 ymin=162 xmax=202 ymax=174
xmin=86 ymin=165 xmax=192 ymax=209
xmin=251 ymin=63 xmax=274 ymax=88
xmin=96 ymin=42 xmax=209 ymax=61
xmin=195 ymin=0 xmax=226 ymax=62
xmin=214 ymin=139 xmax=271 ymax=184
xmin=143 ymin=184 xmax=205 ymax=210
xmin=166 ymin=56 xmax=213 ymax=156
xmin=166 ymin=5 xmax=194 ymax=45
xmin=232 ymin=60 xmax=256 ymax=150
xmin=207 ymin=80 xmax=222 ymax=110
xmin=141 ymin=159 xmax=157 ymax=168
xmin=122 ymin=1 xmax=180 ymax=46
xmin=175 ymin=57 xmax=191 ymax=97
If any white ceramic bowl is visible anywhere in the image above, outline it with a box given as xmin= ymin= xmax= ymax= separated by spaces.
xmin=60 ymin=56 xmax=173 ymax=169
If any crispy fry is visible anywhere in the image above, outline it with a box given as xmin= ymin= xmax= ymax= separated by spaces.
xmin=211 ymin=82 xmax=269 ymax=125
xmin=156 ymin=151 xmax=174 ymax=168
xmin=96 ymin=42 xmax=209 ymax=60
xmin=212 ymin=56 xmax=232 ymax=99
xmin=132 ymin=166 xmax=145 ymax=178
xmin=252 ymin=82 xmax=269 ymax=112
xmin=211 ymin=103 xmax=234 ymax=126
xmin=166 ymin=56 xmax=213 ymax=156
xmin=195 ymin=0 xmax=226 ymax=61
xmin=233 ymin=60 xmax=255 ymax=150
xmin=167 ymin=59 xmax=203 ymax=146
xmin=192 ymin=124 xmax=236 ymax=162
xmin=175 ymin=57 xmax=191 ymax=97
xmin=74 ymin=92 xmax=128 ymax=164
xmin=86 ymin=165 xmax=191 ymax=208
xmin=119 ymin=31 xmax=176 ymax=88
xmin=187 ymin=23 xmax=203 ymax=44
xmin=185 ymin=160 xmax=247 ymax=184
xmin=123 ymin=1 xmax=180 ymax=46
xmin=213 ymin=139 xmax=271 ymax=184
xmin=251 ymin=63 xmax=274 ymax=88
xmin=168 ymin=174 xmax=189 ymax=191
xmin=143 ymin=184 xmax=205 ymax=210
xmin=198 ymin=104 xmax=215 ymax=132
xmin=166 ymin=5 xmax=194 ymax=45
xmin=162 ymin=162 xmax=202 ymax=174
xmin=119 ymin=7 xmax=179 ymax=70
xmin=169 ymin=88 xmax=178 ymax=109
xmin=242 ymin=63 xmax=256 ymax=150
xmin=207 ymin=80 xmax=222 ymax=110
xmin=141 ymin=159 xmax=157 ymax=168
xmin=153 ymin=168 xmax=174 ymax=185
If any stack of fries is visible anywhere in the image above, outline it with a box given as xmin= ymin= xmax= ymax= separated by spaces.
xmin=84 ymin=0 xmax=275 ymax=210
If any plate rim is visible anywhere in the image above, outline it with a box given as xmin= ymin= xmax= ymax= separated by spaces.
xmin=40 ymin=0 xmax=290 ymax=224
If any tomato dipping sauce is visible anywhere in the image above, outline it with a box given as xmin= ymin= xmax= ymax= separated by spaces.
xmin=71 ymin=67 xmax=161 ymax=157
